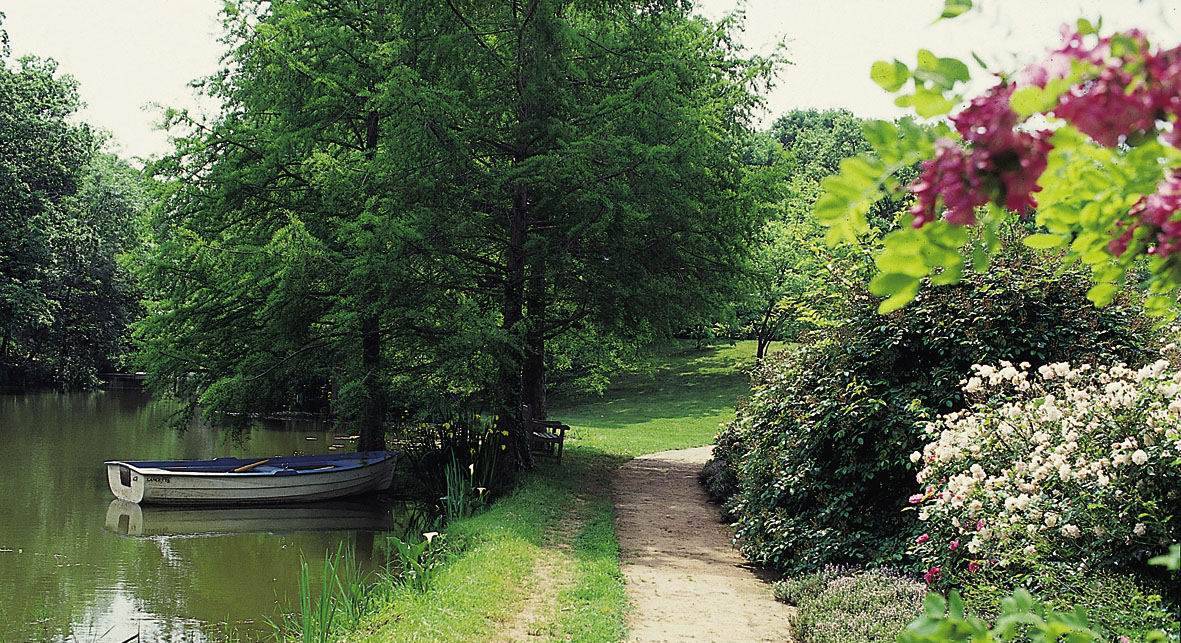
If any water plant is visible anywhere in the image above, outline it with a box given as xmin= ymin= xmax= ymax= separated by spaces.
xmin=442 ymin=451 xmax=488 ymax=522
xmin=274 ymin=542 xmax=371 ymax=642
xmin=386 ymin=531 xmax=448 ymax=593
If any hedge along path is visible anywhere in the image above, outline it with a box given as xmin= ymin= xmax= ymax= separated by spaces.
xmin=614 ymin=446 xmax=796 ymax=642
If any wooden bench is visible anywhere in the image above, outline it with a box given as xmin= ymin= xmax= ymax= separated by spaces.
xmin=523 ymin=405 xmax=569 ymax=463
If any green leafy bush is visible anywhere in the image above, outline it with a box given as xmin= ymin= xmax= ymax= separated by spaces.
xmin=902 ymin=587 xmax=1176 ymax=643
xmin=700 ymin=420 xmax=744 ymax=508
xmin=710 ymin=249 xmax=1150 ymax=573
xmin=773 ymin=567 xmax=924 ymax=643
xmin=900 ymin=590 xmax=1103 ymax=643
xmin=960 ymin=567 xmax=1179 ymax=641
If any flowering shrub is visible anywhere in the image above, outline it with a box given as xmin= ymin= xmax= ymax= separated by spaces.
xmin=705 ymin=249 xmax=1149 ymax=573
xmin=818 ymin=8 xmax=1181 ymax=318
xmin=911 ymin=356 xmax=1181 ymax=586
xmin=773 ymin=566 xmax=925 ymax=643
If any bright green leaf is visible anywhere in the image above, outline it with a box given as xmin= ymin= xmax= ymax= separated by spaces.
xmin=1086 ymin=283 xmax=1118 ymax=307
xmin=878 ymin=280 xmax=921 ymax=314
xmin=1010 ymin=86 xmax=1048 ymax=118
xmin=869 ymin=272 xmax=919 ymax=297
xmin=911 ymin=88 xmax=956 ymax=118
xmin=1023 ymin=233 xmax=1066 ymax=249
xmin=870 ymin=60 xmax=910 ymax=92
xmin=938 ymin=0 xmax=972 ymax=20
xmin=916 ymin=49 xmax=938 ymax=71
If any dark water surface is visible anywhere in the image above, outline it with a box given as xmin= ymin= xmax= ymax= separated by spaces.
xmin=0 ymin=391 xmax=413 ymax=642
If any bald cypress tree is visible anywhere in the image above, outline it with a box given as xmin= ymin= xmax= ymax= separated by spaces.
xmin=140 ymin=0 xmax=774 ymax=465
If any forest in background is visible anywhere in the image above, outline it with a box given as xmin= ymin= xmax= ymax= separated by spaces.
xmin=0 ymin=27 xmax=147 ymax=389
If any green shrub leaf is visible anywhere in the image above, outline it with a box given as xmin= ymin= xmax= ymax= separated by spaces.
xmin=938 ymin=0 xmax=972 ymax=20
xmin=871 ymin=60 xmax=910 ymax=92
xmin=1023 ymin=233 xmax=1066 ymax=249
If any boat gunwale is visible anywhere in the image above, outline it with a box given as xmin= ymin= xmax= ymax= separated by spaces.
xmin=104 ymin=451 xmax=395 ymax=479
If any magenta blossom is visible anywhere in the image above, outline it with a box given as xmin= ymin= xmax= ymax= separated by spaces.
xmin=967 ymin=561 xmax=981 ymax=573
xmin=948 ymin=539 xmax=960 ymax=551
xmin=923 ymin=566 xmax=941 ymax=584
xmin=908 ymin=493 xmax=925 ymax=505
xmin=910 ymin=140 xmax=987 ymax=227
xmin=975 ymin=519 xmax=985 ymax=531
xmin=910 ymin=84 xmax=1050 ymax=228
xmin=916 ymin=533 xmax=930 ymax=545
xmin=1115 ymin=171 xmax=1181 ymax=257
xmin=1056 ymin=67 xmax=1157 ymax=147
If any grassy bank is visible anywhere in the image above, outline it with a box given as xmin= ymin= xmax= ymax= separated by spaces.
xmin=339 ymin=341 xmax=759 ymax=641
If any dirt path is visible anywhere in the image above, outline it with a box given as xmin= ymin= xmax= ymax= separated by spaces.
xmin=499 ymin=505 xmax=584 ymax=641
xmin=613 ymin=446 xmax=795 ymax=642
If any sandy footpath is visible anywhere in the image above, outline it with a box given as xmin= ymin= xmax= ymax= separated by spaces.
xmin=613 ymin=446 xmax=796 ymax=642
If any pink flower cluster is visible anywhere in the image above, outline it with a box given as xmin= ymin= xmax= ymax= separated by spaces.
xmin=923 ymin=565 xmax=941 ymax=584
xmin=1036 ymin=28 xmax=1181 ymax=148
xmin=1056 ymin=65 xmax=1157 ymax=147
xmin=909 ymin=84 xmax=1051 ymax=228
xmin=910 ymin=26 xmax=1181 ymax=244
xmin=1110 ymin=171 xmax=1181 ymax=257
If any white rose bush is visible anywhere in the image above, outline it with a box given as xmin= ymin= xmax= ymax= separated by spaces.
xmin=909 ymin=354 xmax=1181 ymax=587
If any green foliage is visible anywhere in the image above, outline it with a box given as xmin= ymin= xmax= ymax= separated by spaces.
xmin=397 ymin=415 xmax=504 ymax=502
xmin=737 ymin=110 xmax=880 ymax=355
xmin=282 ymin=543 xmax=373 ymax=643
xmin=960 ymin=566 xmax=1179 ymax=641
xmin=0 ymin=25 xmax=145 ymax=388
xmin=879 ymin=49 xmax=970 ymax=118
xmin=814 ymin=117 xmax=941 ymax=249
xmin=386 ymin=533 xmax=450 ymax=594
xmin=138 ymin=0 xmax=776 ymax=454
xmin=442 ymin=452 xmax=488 ymax=523
xmin=937 ymin=0 xmax=973 ymax=21
xmin=1034 ymin=128 xmax=1181 ymax=311
xmin=1150 ymin=544 xmax=1181 ymax=571
xmin=900 ymin=590 xmax=1110 ymax=643
xmin=773 ymin=567 xmax=925 ymax=643
xmin=711 ymin=249 xmax=1151 ymax=573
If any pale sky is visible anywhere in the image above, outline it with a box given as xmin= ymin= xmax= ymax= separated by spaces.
xmin=2 ymin=1 xmax=1179 ymax=160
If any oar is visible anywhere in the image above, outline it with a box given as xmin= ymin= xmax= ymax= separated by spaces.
xmin=231 ymin=458 xmax=271 ymax=473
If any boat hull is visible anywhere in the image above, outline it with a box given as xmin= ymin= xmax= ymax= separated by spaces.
xmin=105 ymin=452 xmax=396 ymax=505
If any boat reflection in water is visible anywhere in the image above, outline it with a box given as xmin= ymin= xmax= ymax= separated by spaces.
xmin=105 ymin=498 xmax=394 ymax=537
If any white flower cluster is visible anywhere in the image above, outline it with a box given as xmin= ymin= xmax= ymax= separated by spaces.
xmin=912 ymin=356 xmax=1181 ymax=579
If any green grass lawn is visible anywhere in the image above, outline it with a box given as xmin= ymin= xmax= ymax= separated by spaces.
xmin=554 ymin=340 xmax=761 ymax=456
xmin=344 ymin=341 xmax=761 ymax=642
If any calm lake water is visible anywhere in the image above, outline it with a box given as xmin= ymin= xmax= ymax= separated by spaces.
xmin=0 ymin=390 xmax=418 ymax=642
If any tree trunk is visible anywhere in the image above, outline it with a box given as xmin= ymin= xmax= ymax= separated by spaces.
xmin=522 ymin=251 xmax=547 ymax=420
xmin=497 ymin=181 xmax=530 ymax=468
xmin=498 ymin=0 xmax=563 ymax=470
xmin=357 ymin=109 xmax=386 ymax=453
xmin=754 ymin=302 xmax=775 ymax=361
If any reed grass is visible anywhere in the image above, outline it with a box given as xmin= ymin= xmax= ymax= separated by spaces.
xmin=275 ymin=542 xmax=373 ymax=642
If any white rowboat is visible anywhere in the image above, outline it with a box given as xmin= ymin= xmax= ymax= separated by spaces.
xmin=105 ymin=451 xmax=396 ymax=505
